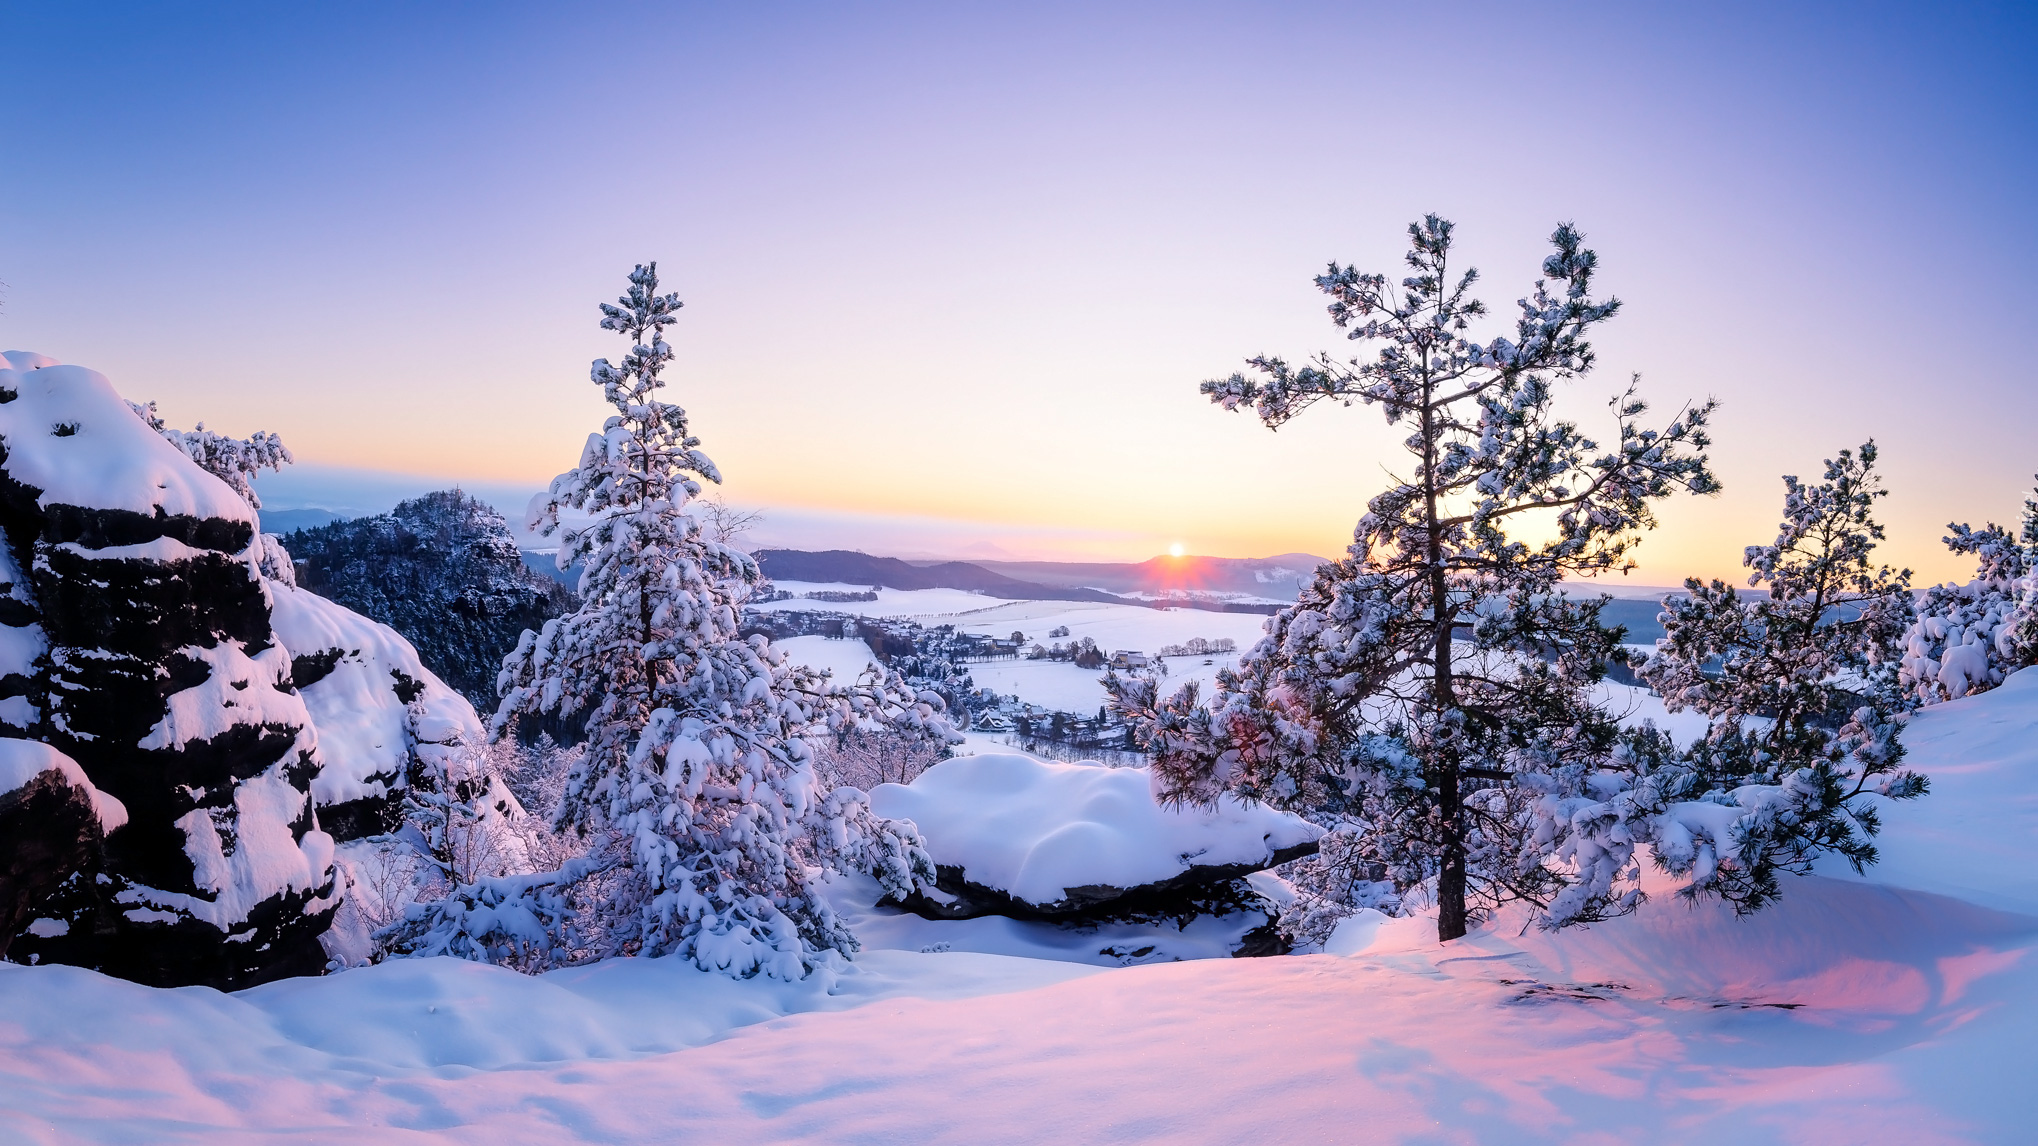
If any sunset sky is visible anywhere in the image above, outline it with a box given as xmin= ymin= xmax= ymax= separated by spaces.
xmin=4 ymin=3 xmax=2035 ymax=583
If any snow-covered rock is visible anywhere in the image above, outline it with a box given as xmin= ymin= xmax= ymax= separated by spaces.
xmin=268 ymin=580 xmax=485 ymax=841
xmin=870 ymin=753 xmax=1321 ymax=924
xmin=0 ymin=740 xmax=126 ymax=960
xmin=0 ymin=352 xmax=336 ymax=988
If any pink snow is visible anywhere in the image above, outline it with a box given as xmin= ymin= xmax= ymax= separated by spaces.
xmin=4 ymin=671 xmax=2038 ymax=1141
xmin=872 ymin=753 xmax=1322 ymax=904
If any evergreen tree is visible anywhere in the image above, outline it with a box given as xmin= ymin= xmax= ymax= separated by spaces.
xmin=1109 ymin=217 xmax=1718 ymax=941
xmin=1898 ymin=476 xmax=2038 ymax=704
xmin=128 ymin=400 xmax=297 ymax=581
xmin=1606 ymin=443 xmax=1926 ymax=911
xmin=426 ymin=264 xmax=945 ymax=978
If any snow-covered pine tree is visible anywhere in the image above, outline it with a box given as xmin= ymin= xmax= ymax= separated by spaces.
xmin=415 ymin=263 xmax=945 ymax=979
xmin=1609 ymin=442 xmax=1926 ymax=911
xmin=1109 ymin=217 xmax=1718 ymax=941
xmin=1897 ymin=476 xmax=2038 ymax=704
xmin=128 ymin=400 xmax=293 ymax=508
xmin=128 ymin=400 xmax=297 ymax=582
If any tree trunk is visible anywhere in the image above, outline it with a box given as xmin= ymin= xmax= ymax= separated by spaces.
xmin=1436 ymin=785 xmax=1468 ymax=941
xmin=1420 ymin=356 xmax=1469 ymax=943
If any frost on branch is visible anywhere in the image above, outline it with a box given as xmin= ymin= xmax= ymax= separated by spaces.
xmin=1113 ymin=216 xmax=1718 ymax=941
xmin=407 ymin=264 xmax=948 ymax=979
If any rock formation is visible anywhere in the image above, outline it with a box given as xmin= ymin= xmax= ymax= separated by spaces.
xmin=0 ymin=352 xmax=341 ymax=988
xmin=869 ymin=753 xmax=1320 ymax=952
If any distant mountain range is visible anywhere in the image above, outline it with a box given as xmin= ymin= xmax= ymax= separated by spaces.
xmin=752 ymin=550 xmax=1332 ymax=614
xmin=962 ymin=553 xmax=1330 ymax=600
xmin=520 ymin=539 xmax=1690 ymax=637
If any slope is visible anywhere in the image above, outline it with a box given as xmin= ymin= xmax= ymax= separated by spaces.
xmin=3 ymin=670 xmax=2036 ymax=1142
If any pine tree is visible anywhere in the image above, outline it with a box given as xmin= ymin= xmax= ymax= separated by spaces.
xmin=128 ymin=400 xmax=297 ymax=581
xmin=459 ymin=263 xmax=944 ymax=978
xmin=1109 ymin=217 xmax=1718 ymax=941
xmin=1899 ymin=476 xmax=2038 ymax=704
xmin=1611 ymin=442 xmax=1926 ymax=910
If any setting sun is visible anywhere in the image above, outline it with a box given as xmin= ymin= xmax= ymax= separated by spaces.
xmin=1168 ymin=542 xmax=1185 ymax=558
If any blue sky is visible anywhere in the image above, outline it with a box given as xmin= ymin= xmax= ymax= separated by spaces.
xmin=3 ymin=2 xmax=2034 ymax=576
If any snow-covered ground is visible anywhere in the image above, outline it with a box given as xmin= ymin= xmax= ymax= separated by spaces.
xmin=759 ymin=582 xmax=1268 ymax=650
xmin=7 ymin=670 xmax=2038 ymax=1142
xmin=773 ymin=634 xmax=881 ymax=683
xmin=766 ymin=584 xmax=1266 ymax=714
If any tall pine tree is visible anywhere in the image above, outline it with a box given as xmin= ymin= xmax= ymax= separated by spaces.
xmin=402 ymin=264 xmax=945 ymax=978
xmin=1110 ymin=217 xmax=1717 ymax=941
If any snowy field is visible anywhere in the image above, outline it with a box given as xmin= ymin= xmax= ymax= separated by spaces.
xmin=773 ymin=634 xmax=881 ymax=683
xmin=7 ymin=671 xmax=2038 ymax=1142
xmin=765 ymin=584 xmax=1266 ymax=714
xmin=758 ymin=582 xmax=1268 ymax=649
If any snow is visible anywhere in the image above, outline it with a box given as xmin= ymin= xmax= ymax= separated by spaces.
xmin=137 ymin=640 xmax=314 ymax=752
xmin=7 ymin=676 xmax=2038 ymax=1140
xmin=773 ymin=634 xmax=880 ymax=683
xmin=0 ymin=622 xmax=45 ymax=680
xmin=0 ymin=737 xmax=125 ymax=832
xmin=146 ymin=775 xmax=334 ymax=930
xmin=52 ymin=537 xmax=219 ymax=564
xmin=0 ymin=353 xmax=255 ymax=529
xmin=753 ymin=581 xmax=1027 ymax=619
xmin=871 ymin=753 xmax=1322 ymax=904
xmin=1593 ymin=679 xmax=1714 ymax=746
xmin=762 ymin=584 xmax=1268 ymax=712
xmin=267 ymin=581 xmax=484 ymax=806
xmin=758 ymin=583 xmax=1269 ymax=649
xmin=1812 ymin=665 xmax=2038 ymax=915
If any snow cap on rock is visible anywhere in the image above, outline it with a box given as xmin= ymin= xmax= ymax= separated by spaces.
xmin=0 ymin=352 xmax=255 ymax=530
xmin=871 ymin=753 xmax=1323 ymax=907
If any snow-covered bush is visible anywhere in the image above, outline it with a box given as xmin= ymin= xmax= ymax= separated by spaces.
xmin=127 ymin=399 xmax=293 ymax=510
xmin=1110 ymin=217 xmax=1718 ymax=940
xmin=1272 ymin=823 xmax=1401 ymax=948
xmin=399 ymin=264 xmax=948 ymax=979
xmin=129 ymin=399 xmax=297 ymax=582
xmin=1897 ymin=487 xmax=2038 ymax=704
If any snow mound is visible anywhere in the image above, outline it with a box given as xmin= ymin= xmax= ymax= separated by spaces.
xmin=1812 ymin=663 xmax=2038 ymax=914
xmin=0 ymin=352 xmax=254 ymax=529
xmin=0 ymin=738 xmax=125 ymax=832
xmin=871 ymin=753 xmax=1322 ymax=906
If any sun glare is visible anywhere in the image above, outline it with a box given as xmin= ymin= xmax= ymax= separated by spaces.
xmin=1168 ymin=543 xmax=1185 ymax=558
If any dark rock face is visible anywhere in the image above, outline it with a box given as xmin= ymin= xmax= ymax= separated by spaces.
xmin=891 ymin=840 xmax=1315 ymax=956
xmin=283 ymin=491 xmax=572 ymax=713
xmin=0 ymin=768 xmax=106 ymax=962
xmin=0 ymin=358 xmax=337 ymax=989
